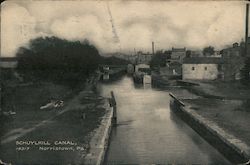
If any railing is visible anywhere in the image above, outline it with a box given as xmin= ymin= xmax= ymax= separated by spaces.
xmin=169 ymin=92 xmax=185 ymax=107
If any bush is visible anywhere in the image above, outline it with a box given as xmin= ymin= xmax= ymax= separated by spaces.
xmin=150 ymin=50 xmax=170 ymax=67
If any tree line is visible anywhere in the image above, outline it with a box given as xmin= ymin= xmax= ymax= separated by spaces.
xmin=16 ymin=36 xmax=128 ymax=87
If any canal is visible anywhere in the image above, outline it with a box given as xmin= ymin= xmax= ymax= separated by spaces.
xmin=100 ymin=76 xmax=231 ymax=164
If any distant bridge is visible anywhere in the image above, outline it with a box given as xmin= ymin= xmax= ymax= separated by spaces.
xmin=98 ymin=64 xmax=127 ymax=75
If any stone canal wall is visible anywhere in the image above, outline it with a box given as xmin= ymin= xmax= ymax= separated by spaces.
xmin=96 ymin=103 xmax=113 ymax=165
xmin=83 ymin=99 xmax=114 ymax=165
xmin=169 ymin=93 xmax=250 ymax=164
xmin=83 ymin=90 xmax=117 ymax=165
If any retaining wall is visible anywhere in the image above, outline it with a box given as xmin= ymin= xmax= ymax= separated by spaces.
xmin=83 ymin=100 xmax=113 ymax=165
xmin=169 ymin=93 xmax=250 ymax=164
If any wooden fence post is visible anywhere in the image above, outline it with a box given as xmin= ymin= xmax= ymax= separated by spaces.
xmin=110 ymin=91 xmax=117 ymax=125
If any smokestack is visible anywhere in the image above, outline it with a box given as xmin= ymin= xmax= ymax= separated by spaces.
xmin=245 ymin=3 xmax=249 ymax=56
xmin=152 ymin=42 xmax=155 ymax=55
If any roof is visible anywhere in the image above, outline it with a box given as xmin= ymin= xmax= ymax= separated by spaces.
xmin=223 ymin=45 xmax=241 ymax=52
xmin=140 ymin=54 xmax=153 ymax=56
xmin=135 ymin=64 xmax=150 ymax=68
xmin=183 ymin=57 xmax=224 ymax=64
xmin=137 ymin=52 xmax=153 ymax=56
xmin=0 ymin=57 xmax=18 ymax=62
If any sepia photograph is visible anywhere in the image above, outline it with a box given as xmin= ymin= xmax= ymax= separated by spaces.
xmin=0 ymin=0 xmax=250 ymax=164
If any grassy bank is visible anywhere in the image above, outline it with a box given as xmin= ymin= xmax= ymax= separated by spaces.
xmin=1 ymin=82 xmax=73 ymax=134
xmin=0 ymin=77 xmax=108 ymax=164
xmin=184 ymin=80 xmax=250 ymax=100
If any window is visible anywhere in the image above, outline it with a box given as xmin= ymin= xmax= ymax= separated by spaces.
xmin=205 ymin=66 xmax=207 ymax=70
xmin=192 ymin=67 xmax=195 ymax=70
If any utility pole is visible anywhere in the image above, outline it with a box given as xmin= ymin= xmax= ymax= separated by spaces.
xmin=245 ymin=3 xmax=249 ymax=56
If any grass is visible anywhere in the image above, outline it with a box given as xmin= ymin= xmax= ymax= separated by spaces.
xmin=235 ymin=99 xmax=250 ymax=112
xmin=1 ymin=82 xmax=71 ymax=132
xmin=2 ymin=107 xmax=106 ymax=164
xmin=182 ymin=86 xmax=224 ymax=100
xmin=0 ymin=80 xmax=107 ymax=165
xmin=188 ymin=80 xmax=250 ymax=100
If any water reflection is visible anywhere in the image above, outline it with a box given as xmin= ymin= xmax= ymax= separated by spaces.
xmin=100 ymin=76 xmax=231 ymax=165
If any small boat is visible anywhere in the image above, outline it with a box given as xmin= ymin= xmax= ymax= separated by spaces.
xmin=133 ymin=64 xmax=151 ymax=84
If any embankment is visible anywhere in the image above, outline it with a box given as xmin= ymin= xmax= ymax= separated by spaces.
xmin=170 ymin=93 xmax=250 ymax=164
xmin=83 ymin=96 xmax=115 ymax=165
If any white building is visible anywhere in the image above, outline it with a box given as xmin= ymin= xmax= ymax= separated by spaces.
xmin=182 ymin=57 xmax=224 ymax=80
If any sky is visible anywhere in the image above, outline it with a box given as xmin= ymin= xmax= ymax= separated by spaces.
xmin=1 ymin=0 xmax=248 ymax=57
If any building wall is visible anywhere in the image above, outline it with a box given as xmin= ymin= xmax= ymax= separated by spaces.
xmin=222 ymin=56 xmax=244 ymax=81
xmin=137 ymin=54 xmax=152 ymax=64
xmin=190 ymin=51 xmax=203 ymax=57
xmin=128 ymin=55 xmax=137 ymax=64
xmin=222 ymin=47 xmax=241 ymax=58
xmin=171 ymin=52 xmax=186 ymax=60
xmin=0 ymin=61 xmax=18 ymax=68
xmin=182 ymin=64 xmax=219 ymax=80
xmin=222 ymin=44 xmax=245 ymax=81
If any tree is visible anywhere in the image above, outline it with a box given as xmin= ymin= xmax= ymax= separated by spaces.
xmin=16 ymin=36 xmax=101 ymax=87
xmin=186 ymin=50 xmax=191 ymax=57
xmin=150 ymin=50 xmax=168 ymax=67
xmin=16 ymin=36 xmax=129 ymax=87
xmin=202 ymin=46 xmax=215 ymax=56
xmin=164 ymin=50 xmax=171 ymax=59
xmin=101 ymin=56 xmax=129 ymax=65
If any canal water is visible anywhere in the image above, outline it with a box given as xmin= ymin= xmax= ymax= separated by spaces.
xmin=100 ymin=76 xmax=231 ymax=164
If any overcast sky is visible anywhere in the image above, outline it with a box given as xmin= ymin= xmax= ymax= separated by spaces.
xmin=1 ymin=0 xmax=248 ymax=57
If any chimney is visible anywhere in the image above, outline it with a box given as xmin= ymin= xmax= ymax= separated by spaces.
xmin=152 ymin=42 xmax=155 ymax=55
xmin=245 ymin=3 xmax=249 ymax=56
